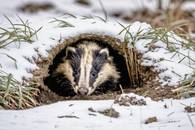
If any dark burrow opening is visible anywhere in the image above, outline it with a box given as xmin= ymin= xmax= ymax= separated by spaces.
xmin=44 ymin=38 xmax=135 ymax=98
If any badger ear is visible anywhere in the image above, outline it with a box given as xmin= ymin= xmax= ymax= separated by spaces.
xmin=99 ymin=48 xmax=109 ymax=59
xmin=65 ymin=47 xmax=76 ymax=58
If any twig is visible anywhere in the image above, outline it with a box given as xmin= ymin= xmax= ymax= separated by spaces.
xmin=187 ymin=113 xmax=195 ymax=130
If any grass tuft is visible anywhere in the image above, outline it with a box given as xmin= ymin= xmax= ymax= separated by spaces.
xmin=0 ymin=15 xmax=42 ymax=49
xmin=0 ymin=70 xmax=39 ymax=109
xmin=118 ymin=22 xmax=195 ymax=67
xmin=118 ymin=21 xmax=195 ymax=97
xmin=0 ymin=16 xmax=42 ymax=109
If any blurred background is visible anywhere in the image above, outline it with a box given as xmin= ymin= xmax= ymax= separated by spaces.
xmin=0 ymin=0 xmax=195 ymax=109
xmin=0 ymin=0 xmax=195 ymax=40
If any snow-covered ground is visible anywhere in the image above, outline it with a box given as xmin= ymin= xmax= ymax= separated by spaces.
xmin=0 ymin=94 xmax=195 ymax=130
xmin=0 ymin=0 xmax=194 ymax=85
xmin=0 ymin=0 xmax=195 ymax=130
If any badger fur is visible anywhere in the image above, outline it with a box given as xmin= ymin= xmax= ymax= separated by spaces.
xmin=44 ymin=40 xmax=127 ymax=96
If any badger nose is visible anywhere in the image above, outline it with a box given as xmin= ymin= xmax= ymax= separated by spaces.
xmin=78 ymin=87 xmax=88 ymax=96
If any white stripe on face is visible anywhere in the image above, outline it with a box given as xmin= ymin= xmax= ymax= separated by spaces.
xmin=77 ymin=43 xmax=99 ymax=94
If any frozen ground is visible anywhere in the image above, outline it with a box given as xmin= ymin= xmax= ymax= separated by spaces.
xmin=0 ymin=0 xmax=195 ymax=130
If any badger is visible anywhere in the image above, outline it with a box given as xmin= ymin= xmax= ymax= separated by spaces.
xmin=44 ymin=39 xmax=129 ymax=97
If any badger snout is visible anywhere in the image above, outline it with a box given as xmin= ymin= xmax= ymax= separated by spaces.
xmin=77 ymin=87 xmax=89 ymax=96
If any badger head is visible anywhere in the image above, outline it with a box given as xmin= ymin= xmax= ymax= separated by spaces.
xmin=56 ymin=41 xmax=120 ymax=96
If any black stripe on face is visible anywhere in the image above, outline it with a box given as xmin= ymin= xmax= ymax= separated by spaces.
xmin=44 ymin=72 xmax=76 ymax=96
xmin=95 ymin=77 xmax=119 ymax=92
xmin=68 ymin=48 xmax=83 ymax=85
xmin=89 ymin=49 xmax=108 ymax=87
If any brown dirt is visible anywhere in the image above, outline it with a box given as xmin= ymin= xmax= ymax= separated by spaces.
xmin=75 ymin=0 xmax=91 ymax=6
xmin=114 ymin=95 xmax=147 ymax=106
xmin=18 ymin=2 xmax=55 ymax=13
xmin=39 ymin=87 xmax=175 ymax=104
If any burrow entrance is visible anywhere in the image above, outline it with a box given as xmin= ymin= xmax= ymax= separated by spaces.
xmin=32 ymin=34 xmax=177 ymax=105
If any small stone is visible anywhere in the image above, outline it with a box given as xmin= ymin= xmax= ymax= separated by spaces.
xmin=184 ymin=106 xmax=195 ymax=113
xmin=75 ymin=0 xmax=90 ymax=6
xmin=98 ymin=108 xmax=120 ymax=118
xmin=145 ymin=116 xmax=157 ymax=124
xmin=88 ymin=107 xmax=96 ymax=112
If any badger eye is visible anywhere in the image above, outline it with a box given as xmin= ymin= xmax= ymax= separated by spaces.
xmin=74 ymin=69 xmax=80 ymax=77
xmin=91 ymin=71 xmax=97 ymax=78
xmin=92 ymin=73 xmax=95 ymax=77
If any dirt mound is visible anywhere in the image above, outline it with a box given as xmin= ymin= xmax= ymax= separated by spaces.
xmin=29 ymin=34 xmax=178 ymax=105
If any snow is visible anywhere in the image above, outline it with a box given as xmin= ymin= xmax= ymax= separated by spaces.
xmin=0 ymin=94 xmax=195 ymax=130
xmin=182 ymin=1 xmax=195 ymax=12
xmin=0 ymin=0 xmax=195 ymax=130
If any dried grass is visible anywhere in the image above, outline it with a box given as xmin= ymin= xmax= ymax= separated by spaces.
xmin=0 ymin=16 xmax=41 ymax=109
xmin=0 ymin=70 xmax=39 ymax=109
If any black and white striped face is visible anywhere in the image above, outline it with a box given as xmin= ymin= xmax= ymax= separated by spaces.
xmin=56 ymin=41 xmax=120 ymax=96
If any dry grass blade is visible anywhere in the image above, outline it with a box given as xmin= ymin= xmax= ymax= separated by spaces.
xmin=98 ymin=0 xmax=108 ymax=22
xmin=3 ymin=74 xmax=12 ymax=98
xmin=168 ymin=20 xmax=190 ymax=31
xmin=63 ymin=13 xmax=77 ymax=18
xmin=0 ymin=53 xmax=18 ymax=69
xmin=81 ymin=15 xmax=94 ymax=20
xmin=50 ymin=18 xmax=75 ymax=28
xmin=172 ymin=74 xmax=195 ymax=98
